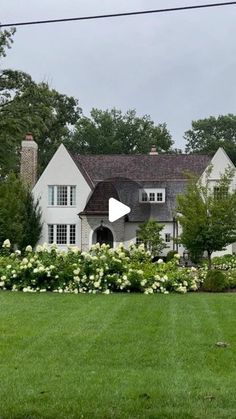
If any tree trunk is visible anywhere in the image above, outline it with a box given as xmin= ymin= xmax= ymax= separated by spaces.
xmin=207 ymin=250 xmax=212 ymax=270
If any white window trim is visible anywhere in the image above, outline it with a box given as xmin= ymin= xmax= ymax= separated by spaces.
xmin=139 ymin=188 xmax=166 ymax=203
xmin=48 ymin=224 xmax=76 ymax=245
xmin=48 ymin=185 xmax=76 ymax=207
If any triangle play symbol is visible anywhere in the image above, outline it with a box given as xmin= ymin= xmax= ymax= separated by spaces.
xmin=108 ymin=198 xmax=131 ymax=222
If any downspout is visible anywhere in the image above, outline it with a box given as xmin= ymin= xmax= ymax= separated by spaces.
xmin=173 ymin=217 xmax=176 ymax=251
xmin=78 ymin=214 xmax=82 ymax=252
xmin=176 ymin=219 xmax=179 ymax=253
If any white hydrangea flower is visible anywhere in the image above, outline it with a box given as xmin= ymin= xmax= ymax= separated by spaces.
xmin=73 ymin=268 xmax=80 ymax=275
xmin=157 ymin=259 xmax=163 ymax=264
xmin=25 ymin=245 xmax=33 ymax=252
xmin=36 ymin=245 xmax=43 ymax=253
xmin=174 ymin=253 xmax=181 ymax=259
xmin=103 ymin=289 xmax=110 ymax=294
xmin=2 ymin=239 xmax=11 ymax=248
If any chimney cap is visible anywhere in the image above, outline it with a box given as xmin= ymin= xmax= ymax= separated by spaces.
xmin=149 ymin=145 xmax=158 ymax=155
xmin=25 ymin=132 xmax=33 ymax=141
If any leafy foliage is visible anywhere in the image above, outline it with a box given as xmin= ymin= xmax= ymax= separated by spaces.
xmin=0 ymin=243 xmax=200 ymax=294
xmin=137 ymin=220 xmax=167 ymax=257
xmin=69 ymin=108 xmax=173 ymax=155
xmin=0 ymin=174 xmax=42 ymax=249
xmin=202 ymin=269 xmax=228 ymax=292
xmin=177 ymin=168 xmax=236 ymax=268
xmin=0 ymin=28 xmax=15 ymax=58
xmin=185 ymin=114 xmax=236 ymax=165
xmin=0 ymin=30 xmax=81 ymax=177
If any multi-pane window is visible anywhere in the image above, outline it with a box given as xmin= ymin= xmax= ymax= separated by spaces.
xmin=48 ymin=186 xmax=55 ymax=206
xmin=165 ymin=233 xmax=171 ymax=243
xmin=149 ymin=192 xmax=155 ymax=202
xmin=70 ymin=186 xmax=76 ymax=206
xmin=48 ymin=225 xmax=54 ymax=244
xmin=48 ymin=186 xmax=76 ymax=206
xmin=142 ymin=192 xmax=148 ymax=202
xmin=48 ymin=224 xmax=76 ymax=245
xmin=70 ymin=225 xmax=76 ymax=245
xmin=140 ymin=188 xmax=165 ymax=203
xmin=136 ymin=233 xmax=143 ymax=246
xmin=57 ymin=224 xmax=67 ymax=244
xmin=57 ymin=186 xmax=67 ymax=206
xmin=214 ymin=186 xmax=228 ymax=200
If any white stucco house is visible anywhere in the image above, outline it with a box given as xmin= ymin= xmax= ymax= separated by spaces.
xmin=20 ymin=134 xmax=236 ymax=256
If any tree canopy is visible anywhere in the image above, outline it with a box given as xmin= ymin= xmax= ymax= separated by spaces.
xmin=0 ymin=173 xmax=42 ymax=249
xmin=177 ymin=167 xmax=236 ymax=268
xmin=184 ymin=114 xmax=236 ymax=165
xmin=0 ymin=29 xmax=81 ymax=177
xmin=137 ymin=220 xmax=166 ymax=257
xmin=68 ymin=108 xmax=173 ymax=155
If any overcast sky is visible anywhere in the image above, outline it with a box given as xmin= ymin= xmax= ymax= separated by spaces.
xmin=1 ymin=0 xmax=236 ymax=149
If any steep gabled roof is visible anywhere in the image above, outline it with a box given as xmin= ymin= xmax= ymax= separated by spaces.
xmin=72 ymin=154 xmax=211 ymax=183
xmin=80 ymin=181 xmax=119 ymax=215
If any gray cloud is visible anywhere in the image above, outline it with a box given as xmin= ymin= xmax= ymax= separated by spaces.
xmin=2 ymin=0 xmax=236 ymax=149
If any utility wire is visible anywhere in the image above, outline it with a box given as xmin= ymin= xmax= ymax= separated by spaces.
xmin=0 ymin=1 xmax=236 ymax=28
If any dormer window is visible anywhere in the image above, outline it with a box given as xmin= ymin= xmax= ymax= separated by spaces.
xmin=139 ymin=188 xmax=165 ymax=203
xmin=142 ymin=192 xmax=148 ymax=202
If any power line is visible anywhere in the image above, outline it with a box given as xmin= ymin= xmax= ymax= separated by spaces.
xmin=0 ymin=1 xmax=236 ymax=28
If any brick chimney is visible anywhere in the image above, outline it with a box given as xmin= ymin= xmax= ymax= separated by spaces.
xmin=149 ymin=145 xmax=158 ymax=155
xmin=20 ymin=133 xmax=38 ymax=188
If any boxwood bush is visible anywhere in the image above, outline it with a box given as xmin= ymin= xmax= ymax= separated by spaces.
xmin=202 ymin=269 xmax=228 ymax=292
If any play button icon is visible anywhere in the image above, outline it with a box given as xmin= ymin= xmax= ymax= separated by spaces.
xmin=109 ymin=198 xmax=131 ymax=222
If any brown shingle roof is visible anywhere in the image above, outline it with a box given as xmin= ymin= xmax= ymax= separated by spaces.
xmin=80 ymin=181 xmax=119 ymax=215
xmin=72 ymin=154 xmax=211 ymax=185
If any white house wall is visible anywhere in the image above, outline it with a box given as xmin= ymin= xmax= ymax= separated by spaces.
xmin=201 ymin=147 xmax=236 ymax=191
xmin=33 ymin=144 xmax=91 ymax=249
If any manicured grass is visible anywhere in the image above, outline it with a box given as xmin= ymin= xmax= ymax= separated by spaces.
xmin=0 ymin=293 xmax=236 ymax=418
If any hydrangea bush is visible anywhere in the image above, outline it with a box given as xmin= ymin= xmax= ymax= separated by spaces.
xmin=0 ymin=239 xmax=227 ymax=294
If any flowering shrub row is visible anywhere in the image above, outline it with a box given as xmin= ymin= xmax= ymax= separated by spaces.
xmin=0 ymin=240 xmax=201 ymax=294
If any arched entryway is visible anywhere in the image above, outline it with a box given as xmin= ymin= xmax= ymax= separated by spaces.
xmin=92 ymin=226 xmax=114 ymax=248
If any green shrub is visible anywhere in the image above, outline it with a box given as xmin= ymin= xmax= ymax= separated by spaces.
xmin=203 ymin=269 xmax=228 ymax=292
xmin=166 ymin=250 xmax=178 ymax=262
xmin=227 ymin=270 xmax=236 ymax=289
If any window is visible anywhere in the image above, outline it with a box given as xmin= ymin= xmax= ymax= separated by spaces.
xmin=149 ymin=192 xmax=155 ymax=202
xmin=48 ymin=225 xmax=54 ymax=244
xmin=136 ymin=233 xmax=143 ymax=246
xmin=157 ymin=192 xmax=163 ymax=202
xmin=139 ymin=188 xmax=165 ymax=203
xmin=214 ymin=186 xmax=228 ymax=200
xmin=70 ymin=225 xmax=76 ymax=245
xmin=48 ymin=186 xmax=55 ymax=206
xmin=47 ymin=224 xmax=76 ymax=245
xmin=165 ymin=233 xmax=171 ymax=243
xmin=57 ymin=186 xmax=67 ymax=206
xmin=48 ymin=186 xmax=76 ymax=206
xmin=141 ymin=192 xmax=148 ymax=202
xmin=70 ymin=186 xmax=76 ymax=206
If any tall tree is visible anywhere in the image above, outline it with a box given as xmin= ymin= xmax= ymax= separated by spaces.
xmin=69 ymin=108 xmax=173 ymax=154
xmin=177 ymin=168 xmax=236 ymax=268
xmin=184 ymin=115 xmax=236 ymax=164
xmin=137 ymin=220 xmax=166 ymax=257
xmin=0 ymin=173 xmax=42 ymax=249
xmin=0 ymin=29 xmax=81 ymax=177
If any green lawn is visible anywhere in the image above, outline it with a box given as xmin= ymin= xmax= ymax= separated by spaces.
xmin=0 ymin=293 xmax=236 ymax=419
